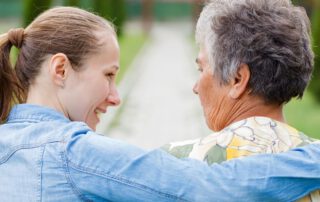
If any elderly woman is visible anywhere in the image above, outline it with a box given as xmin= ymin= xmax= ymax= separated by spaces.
xmin=163 ymin=0 xmax=318 ymax=200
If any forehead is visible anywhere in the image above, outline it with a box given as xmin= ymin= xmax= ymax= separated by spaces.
xmin=197 ymin=46 xmax=209 ymax=62
xmin=81 ymin=32 xmax=119 ymax=71
xmin=96 ymin=30 xmax=119 ymax=49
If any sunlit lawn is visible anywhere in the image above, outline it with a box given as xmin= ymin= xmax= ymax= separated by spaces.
xmin=284 ymin=91 xmax=320 ymax=139
xmin=117 ymin=32 xmax=147 ymax=84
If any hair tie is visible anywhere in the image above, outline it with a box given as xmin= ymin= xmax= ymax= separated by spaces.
xmin=8 ymin=28 xmax=24 ymax=48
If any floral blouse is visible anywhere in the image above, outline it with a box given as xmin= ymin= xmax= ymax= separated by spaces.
xmin=162 ymin=116 xmax=319 ymax=202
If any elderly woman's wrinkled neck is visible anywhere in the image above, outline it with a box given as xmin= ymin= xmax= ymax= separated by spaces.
xmin=209 ymin=94 xmax=285 ymax=132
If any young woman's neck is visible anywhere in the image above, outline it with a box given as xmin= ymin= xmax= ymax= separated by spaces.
xmin=26 ymin=84 xmax=69 ymax=118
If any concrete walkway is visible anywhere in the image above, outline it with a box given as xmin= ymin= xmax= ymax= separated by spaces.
xmin=96 ymin=22 xmax=210 ymax=150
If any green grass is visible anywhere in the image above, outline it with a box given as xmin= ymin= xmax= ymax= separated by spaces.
xmin=284 ymin=91 xmax=320 ymax=139
xmin=117 ymin=32 xmax=147 ymax=84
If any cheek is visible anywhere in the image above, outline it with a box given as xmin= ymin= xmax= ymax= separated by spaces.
xmin=198 ymin=75 xmax=215 ymax=104
xmin=198 ymin=75 xmax=227 ymax=129
xmin=99 ymin=82 xmax=111 ymax=100
xmin=89 ymin=79 xmax=110 ymax=101
xmin=72 ymin=85 xmax=107 ymax=120
xmin=67 ymin=99 xmax=88 ymax=122
xmin=85 ymin=74 xmax=115 ymax=102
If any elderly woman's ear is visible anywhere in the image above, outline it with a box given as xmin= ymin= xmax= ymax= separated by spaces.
xmin=228 ymin=64 xmax=250 ymax=99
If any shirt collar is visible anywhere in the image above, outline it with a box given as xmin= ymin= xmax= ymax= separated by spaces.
xmin=7 ymin=104 xmax=70 ymax=123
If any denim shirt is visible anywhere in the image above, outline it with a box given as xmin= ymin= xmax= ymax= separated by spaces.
xmin=0 ymin=104 xmax=319 ymax=202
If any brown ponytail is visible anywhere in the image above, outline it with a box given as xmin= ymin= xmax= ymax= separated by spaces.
xmin=0 ymin=30 xmax=25 ymax=123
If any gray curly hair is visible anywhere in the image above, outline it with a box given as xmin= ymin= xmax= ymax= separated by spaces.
xmin=196 ymin=0 xmax=314 ymax=104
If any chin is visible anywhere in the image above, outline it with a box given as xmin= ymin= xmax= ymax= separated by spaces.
xmin=86 ymin=114 xmax=100 ymax=131
xmin=208 ymin=124 xmax=218 ymax=132
xmin=205 ymin=119 xmax=215 ymax=131
xmin=87 ymin=123 xmax=97 ymax=131
xmin=86 ymin=118 xmax=98 ymax=131
xmin=205 ymin=117 xmax=220 ymax=132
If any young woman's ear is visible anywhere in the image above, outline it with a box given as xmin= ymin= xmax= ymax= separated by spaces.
xmin=228 ymin=64 xmax=250 ymax=99
xmin=49 ymin=53 xmax=70 ymax=88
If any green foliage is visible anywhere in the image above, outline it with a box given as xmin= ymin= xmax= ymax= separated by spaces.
xmin=63 ymin=0 xmax=81 ymax=7
xmin=93 ymin=0 xmax=110 ymax=17
xmin=117 ymin=33 xmax=147 ymax=83
xmin=93 ymin=0 xmax=126 ymax=36
xmin=285 ymin=91 xmax=320 ymax=139
xmin=309 ymin=5 xmax=320 ymax=102
xmin=23 ymin=0 xmax=52 ymax=26
xmin=154 ymin=2 xmax=192 ymax=21
xmin=0 ymin=1 xmax=22 ymax=18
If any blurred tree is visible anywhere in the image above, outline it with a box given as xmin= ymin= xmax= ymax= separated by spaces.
xmin=23 ymin=0 xmax=52 ymax=26
xmin=293 ymin=0 xmax=320 ymax=102
xmin=192 ymin=0 xmax=203 ymax=27
xmin=142 ymin=0 xmax=154 ymax=33
xmin=93 ymin=0 xmax=126 ymax=36
xmin=64 ymin=0 xmax=81 ymax=7
xmin=93 ymin=0 xmax=110 ymax=17
xmin=309 ymin=0 xmax=320 ymax=101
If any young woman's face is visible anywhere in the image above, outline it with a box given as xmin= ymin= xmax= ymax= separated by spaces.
xmin=63 ymin=32 xmax=121 ymax=130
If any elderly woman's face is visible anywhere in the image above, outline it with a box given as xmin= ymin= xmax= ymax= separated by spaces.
xmin=194 ymin=47 xmax=232 ymax=131
xmin=62 ymin=32 xmax=121 ymax=130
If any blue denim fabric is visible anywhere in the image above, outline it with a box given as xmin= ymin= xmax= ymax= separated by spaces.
xmin=0 ymin=104 xmax=319 ymax=202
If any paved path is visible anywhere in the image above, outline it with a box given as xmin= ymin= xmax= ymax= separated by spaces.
xmin=96 ymin=22 xmax=210 ymax=150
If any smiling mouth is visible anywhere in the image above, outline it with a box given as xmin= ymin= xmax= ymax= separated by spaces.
xmin=94 ymin=108 xmax=107 ymax=115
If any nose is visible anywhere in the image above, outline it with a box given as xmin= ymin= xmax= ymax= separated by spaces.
xmin=193 ymin=82 xmax=199 ymax=94
xmin=107 ymin=86 xmax=121 ymax=106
